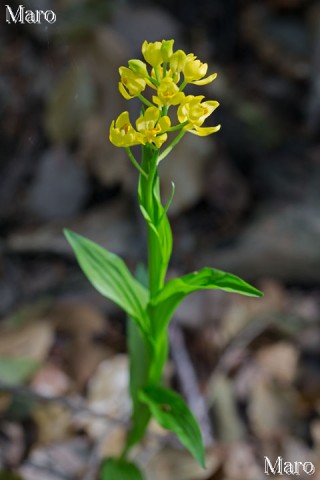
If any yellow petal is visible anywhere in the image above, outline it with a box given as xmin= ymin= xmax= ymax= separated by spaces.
xmin=118 ymin=82 xmax=134 ymax=99
xmin=189 ymin=124 xmax=221 ymax=136
xmin=116 ymin=111 xmax=131 ymax=128
xmin=158 ymin=116 xmax=171 ymax=132
xmin=142 ymin=40 xmax=162 ymax=67
xmin=144 ymin=106 xmax=160 ymax=123
xmin=192 ymin=73 xmax=217 ymax=86
xmin=154 ymin=133 xmax=167 ymax=148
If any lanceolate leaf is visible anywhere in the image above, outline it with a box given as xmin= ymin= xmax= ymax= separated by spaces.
xmin=139 ymin=385 xmax=205 ymax=468
xmin=100 ymin=458 xmax=144 ymax=480
xmin=150 ymin=267 xmax=263 ymax=333
xmin=64 ymin=230 xmax=150 ymax=335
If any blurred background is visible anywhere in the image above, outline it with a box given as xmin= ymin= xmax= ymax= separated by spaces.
xmin=1 ymin=0 xmax=320 ymax=478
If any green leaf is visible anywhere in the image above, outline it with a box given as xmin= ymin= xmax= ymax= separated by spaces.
xmin=0 ymin=357 xmax=39 ymax=385
xmin=150 ymin=267 xmax=263 ymax=333
xmin=100 ymin=458 xmax=144 ymax=480
xmin=64 ymin=229 xmax=150 ymax=336
xmin=139 ymin=385 xmax=205 ymax=468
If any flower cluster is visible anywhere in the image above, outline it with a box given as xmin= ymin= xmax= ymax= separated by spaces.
xmin=109 ymin=40 xmax=220 ymax=154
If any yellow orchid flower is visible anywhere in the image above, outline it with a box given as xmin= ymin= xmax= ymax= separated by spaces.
xmin=119 ymin=66 xmax=146 ymax=99
xmin=109 ymin=111 xmax=145 ymax=147
xmin=142 ymin=41 xmax=163 ymax=67
xmin=177 ymin=95 xmax=220 ymax=136
xmin=153 ymin=77 xmax=185 ymax=107
xmin=183 ymin=54 xmax=217 ymax=85
xmin=136 ymin=106 xmax=171 ymax=148
xmin=142 ymin=40 xmax=174 ymax=67
xmin=170 ymin=50 xmax=186 ymax=74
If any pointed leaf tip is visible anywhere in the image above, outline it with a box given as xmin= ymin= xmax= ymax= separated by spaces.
xmin=139 ymin=385 xmax=206 ymax=468
xmin=63 ymin=229 xmax=150 ymax=336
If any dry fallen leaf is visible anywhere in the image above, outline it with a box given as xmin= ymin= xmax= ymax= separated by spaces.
xmin=248 ymin=377 xmax=296 ymax=440
xmin=255 ymin=341 xmax=299 ymax=384
xmin=143 ymin=445 xmax=221 ymax=480
xmin=32 ymin=404 xmax=73 ymax=445
xmin=0 ymin=321 xmax=54 ymax=365
xmin=48 ymin=302 xmax=112 ymax=389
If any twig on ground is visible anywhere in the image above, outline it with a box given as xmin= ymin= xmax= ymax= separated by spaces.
xmin=212 ymin=316 xmax=271 ymax=378
xmin=169 ymin=323 xmax=214 ymax=446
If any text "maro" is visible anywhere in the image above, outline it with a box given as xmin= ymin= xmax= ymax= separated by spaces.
xmin=6 ymin=5 xmax=56 ymax=24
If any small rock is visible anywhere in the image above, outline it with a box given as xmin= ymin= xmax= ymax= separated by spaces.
xmin=199 ymin=202 xmax=320 ymax=283
xmin=26 ymin=147 xmax=89 ymax=220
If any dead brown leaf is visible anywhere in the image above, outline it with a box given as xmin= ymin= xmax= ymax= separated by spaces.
xmin=0 ymin=321 xmax=53 ymax=364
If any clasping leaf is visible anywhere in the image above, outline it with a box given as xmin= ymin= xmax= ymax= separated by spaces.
xmin=150 ymin=267 xmax=263 ymax=334
xmin=64 ymin=230 xmax=150 ymax=336
xmin=139 ymin=385 xmax=205 ymax=468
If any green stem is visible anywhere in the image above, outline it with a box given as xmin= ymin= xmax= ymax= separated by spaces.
xmin=147 ymin=75 xmax=159 ymax=87
xmin=125 ymin=148 xmax=148 ymax=179
xmin=146 ymin=155 xmax=161 ymax=297
xmin=162 ymin=105 xmax=169 ymax=116
xmin=158 ymin=129 xmax=186 ymax=162
xmin=168 ymin=121 xmax=189 ymax=132
xmin=179 ymin=79 xmax=188 ymax=91
xmin=154 ymin=66 xmax=161 ymax=84
xmin=123 ymin=145 xmax=169 ymax=458
xmin=137 ymin=93 xmax=154 ymax=108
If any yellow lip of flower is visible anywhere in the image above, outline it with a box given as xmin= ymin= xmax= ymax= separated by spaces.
xmin=153 ymin=77 xmax=185 ymax=107
xmin=188 ymin=124 xmax=221 ymax=136
xmin=119 ymin=66 xmax=146 ymax=99
xmin=183 ymin=54 xmax=217 ymax=86
xmin=177 ymin=95 xmax=220 ymax=136
xmin=109 ymin=111 xmax=145 ymax=147
xmin=136 ymin=106 xmax=171 ymax=148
